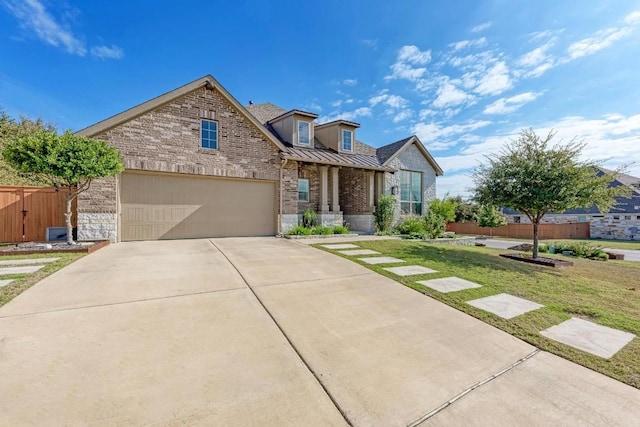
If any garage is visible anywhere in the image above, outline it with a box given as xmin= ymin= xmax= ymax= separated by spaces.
xmin=120 ymin=172 xmax=276 ymax=241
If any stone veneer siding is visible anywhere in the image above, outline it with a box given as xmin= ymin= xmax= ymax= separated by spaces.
xmin=79 ymin=86 xmax=282 ymax=241
xmin=384 ymin=143 xmax=438 ymax=222
xmin=506 ymin=213 xmax=640 ymax=240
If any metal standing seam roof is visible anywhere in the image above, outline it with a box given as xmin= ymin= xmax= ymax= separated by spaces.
xmin=282 ymin=146 xmax=395 ymax=171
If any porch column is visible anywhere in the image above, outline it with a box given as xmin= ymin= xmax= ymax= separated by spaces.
xmin=331 ymin=166 xmax=340 ymax=212
xmin=367 ymin=171 xmax=375 ymax=212
xmin=318 ymin=165 xmax=329 ymax=212
xmin=375 ymin=172 xmax=385 ymax=205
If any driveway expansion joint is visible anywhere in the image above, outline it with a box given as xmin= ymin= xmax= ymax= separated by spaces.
xmin=408 ymin=349 xmax=541 ymax=427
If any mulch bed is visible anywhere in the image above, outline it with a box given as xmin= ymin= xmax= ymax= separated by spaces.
xmin=0 ymin=240 xmax=109 ymax=256
xmin=500 ymin=253 xmax=574 ymax=268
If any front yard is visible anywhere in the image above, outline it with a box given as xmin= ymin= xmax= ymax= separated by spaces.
xmin=0 ymin=253 xmax=85 ymax=308
xmin=318 ymin=240 xmax=640 ymax=389
xmin=494 ymin=237 xmax=640 ymax=251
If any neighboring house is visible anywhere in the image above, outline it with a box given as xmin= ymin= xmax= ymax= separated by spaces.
xmin=503 ymin=169 xmax=640 ymax=240
xmin=76 ymin=75 xmax=442 ymax=242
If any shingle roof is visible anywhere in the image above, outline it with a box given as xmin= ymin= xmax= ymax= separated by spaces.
xmin=245 ymin=102 xmax=287 ymax=125
xmin=376 ymin=137 xmax=413 ymax=164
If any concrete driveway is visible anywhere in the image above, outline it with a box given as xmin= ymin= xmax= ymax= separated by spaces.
xmin=0 ymin=238 xmax=638 ymax=426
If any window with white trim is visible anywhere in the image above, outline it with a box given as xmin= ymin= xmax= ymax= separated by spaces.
xmin=298 ymin=179 xmax=309 ymax=202
xmin=201 ymin=119 xmax=218 ymax=150
xmin=399 ymin=170 xmax=422 ymax=215
xmin=341 ymin=129 xmax=352 ymax=151
xmin=298 ymin=121 xmax=311 ymax=146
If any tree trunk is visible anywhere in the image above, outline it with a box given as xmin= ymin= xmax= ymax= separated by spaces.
xmin=65 ymin=192 xmax=75 ymax=245
xmin=532 ymin=221 xmax=539 ymax=258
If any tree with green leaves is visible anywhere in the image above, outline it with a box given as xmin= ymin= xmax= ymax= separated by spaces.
xmin=0 ymin=110 xmax=56 ymax=185
xmin=451 ymin=195 xmax=479 ymax=222
xmin=423 ymin=196 xmax=458 ymax=238
xmin=477 ymin=205 xmax=506 ymax=236
xmin=3 ymin=130 xmax=124 ymax=244
xmin=374 ymin=194 xmax=396 ymax=233
xmin=472 ymin=128 xmax=629 ymax=258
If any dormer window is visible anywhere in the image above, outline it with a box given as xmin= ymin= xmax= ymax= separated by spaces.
xmin=298 ymin=120 xmax=311 ymax=146
xmin=342 ymin=129 xmax=353 ymax=151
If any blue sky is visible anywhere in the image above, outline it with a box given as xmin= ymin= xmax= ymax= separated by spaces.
xmin=2 ymin=0 xmax=640 ymax=196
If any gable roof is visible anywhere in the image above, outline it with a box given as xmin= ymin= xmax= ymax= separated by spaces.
xmin=377 ymin=136 xmax=444 ymax=176
xmin=76 ymin=75 xmax=287 ymax=151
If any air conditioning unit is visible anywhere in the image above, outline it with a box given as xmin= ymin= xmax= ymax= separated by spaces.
xmin=46 ymin=227 xmax=78 ymax=241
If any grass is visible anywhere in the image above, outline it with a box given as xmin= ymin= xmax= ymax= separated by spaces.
xmin=316 ymin=240 xmax=640 ymax=389
xmin=493 ymin=237 xmax=640 ymax=251
xmin=0 ymin=252 xmax=85 ymax=308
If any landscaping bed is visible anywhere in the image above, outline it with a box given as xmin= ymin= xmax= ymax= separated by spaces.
xmin=499 ymin=253 xmax=574 ymax=268
xmin=0 ymin=240 xmax=109 ymax=256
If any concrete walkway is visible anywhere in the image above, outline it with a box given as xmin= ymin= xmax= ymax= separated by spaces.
xmin=480 ymin=238 xmax=640 ymax=261
xmin=0 ymin=238 xmax=638 ymax=426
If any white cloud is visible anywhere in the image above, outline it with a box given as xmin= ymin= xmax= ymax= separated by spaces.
xmin=624 ymin=10 xmax=640 ymax=25
xmin=432 ymin=78 xmax=475 ymax=108
xmin=369 ymin=92 xmax=410 ymax=109
xmin=473 ymin=61 xmax=512 ymax=95
xmin=393 ymin=109 xmax=413 ymax=123
xmin=361 ymin=38 xmax=378 ymax=49
xmin=516 ymin=40 xmax=555 ymax=68
xmin=435 ymin=172 xmax=475 ymax=198
xmin=483 ymin=92 xmax=542 ymax=114
xmin=318 ymin=107 xmax=372 ymax=124
xmin=449 ymin=37 xmax=487 ymax=51
xmin=385 ymin=45 xmax=431 ymax=81
xmin=342 ymin=78 xmax=358 ymax=86
xmin=90 ymin=44 xmax=124 ymax=60
xmin=566 ymin=27 xmax=632 ymax=60
xmin=411 ymin=120 xmax=492 ymax=148
xmin=4 ymin=0 xmax=86 ymax=55
xmin=471 ymin=22 xmax=492 ymax=33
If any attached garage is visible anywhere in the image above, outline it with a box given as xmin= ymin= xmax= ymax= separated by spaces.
xmin=119 ymin=172 xmax=276 ymax=241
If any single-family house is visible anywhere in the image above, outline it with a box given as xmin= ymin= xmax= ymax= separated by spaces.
xmin=503 ymin=168 xmax=640 ymax=240
xmin=76 ymin=75 xmax=442 ymax=242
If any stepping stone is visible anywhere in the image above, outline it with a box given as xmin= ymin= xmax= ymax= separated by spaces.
xmin=467 ymin=293 xmax=543 ymax=319
xmin=337 ymin=249 xmax=381 ymax=256
xmin=383 ymin=265 xmax=438 ymax=276
xmin=0 ymin=279 xmax=13 ymax=288
xmin=321 ymin=243 xmax=360 ymax=249
xmin=0 ymin=265 xmax=45 ymax=276
xmin=0 ymin=257 xmax=60 ymax=266
xmin=359 ymin=256 xmax=406 ymax=265
xmin=417 ymin=277 xmax=482 ymax=293
xmin=541 ymin=318 xmax=635 ymax=359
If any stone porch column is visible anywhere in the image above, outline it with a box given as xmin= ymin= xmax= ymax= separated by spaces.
xmin=331 ymin=166 xmax=340 ymax=212
xmin=375 ymin=172 xmax=385 ymax=206
xmin=367 ymin=171 xmax=375 ymax=212
xmin=318 ymin=165 xmax=329 ymax=212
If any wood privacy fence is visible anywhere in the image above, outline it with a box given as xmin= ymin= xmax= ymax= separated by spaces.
xmin=446 ymin=222 xmax=590 ymax=239
xmin=0 ymin=186 xmax=76 ymax=242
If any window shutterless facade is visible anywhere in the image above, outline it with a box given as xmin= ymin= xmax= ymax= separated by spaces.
xmin=298 ymin=120 xmax=311 ymax=145
xmin=201 ymin=119 xmax=218 ymax=149
xmin=298 ymin=178 xmax=309 ymax=202
xmin=341 ymin=129 xmax=352 ymax=151
xmin=399 ymin=170 xmax=422 ymax=215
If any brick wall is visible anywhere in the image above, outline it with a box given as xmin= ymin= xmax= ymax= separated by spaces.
xmin=339 ymin=168 xmax=370 ymax=215
xmin=297 ymin=164 xmax=320 ymax=212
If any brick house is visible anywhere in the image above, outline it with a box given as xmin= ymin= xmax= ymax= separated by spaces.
xmin=77 ymin=75 xmax=443 ymax=242
xmin=503 ymin=169 xmax=640 ymax=240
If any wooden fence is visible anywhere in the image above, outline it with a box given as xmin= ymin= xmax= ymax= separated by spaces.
xmin=0 ymin=186 xmax=77 ymax=243
xmin=446 ymin=222 xmax=590 ymax=239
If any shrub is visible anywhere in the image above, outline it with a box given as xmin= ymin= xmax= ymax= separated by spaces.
xmin=312 ymin=225 xmax=333 ymax=235
xmin=401 ymin=232 xmax=426 ymax=240
xmin=441 ymin=231 xmax=457 ymax=239
xmin=424 ymin=209 xmax=446 ymax=239
xmin=302 ymin=209 xmax=317 ymax=228
xmin=287 ymin=225 xmax=312 ymax=236
xmin=394 ymin=216 xmax=426 ymax=235
xmin=550 ymin=241 xmax=606 ymax=260
xmin=374 ymin=195 xmax=396 ymax=233
xmin=538 ymin=244 xmax=549 ymax=253
xmin=333 ymin=225 xmax=350 ymax=234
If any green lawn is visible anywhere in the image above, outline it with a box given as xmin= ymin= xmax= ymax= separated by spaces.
xmin=0 ymin=253 xmax=85 ymax=308
xmin=493 ymin=237 xmax=640 ymax=251
xmin=317 ymin=240 xmax=640 ymax=389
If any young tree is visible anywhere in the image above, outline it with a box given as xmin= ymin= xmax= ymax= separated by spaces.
xmin=423 ymin=196 xmax=458 ymax=238
xmin=373 ymin=194 xmax=396 ymax=233
xmin=477 ymin=205 xmax=507 ymax=236
xmin=472 ymin=128 xmax=629 ymax=258
xmin=3 ymin=130 xmax=124 ymax=244
xmin=451 ymin=195 xmax=479 ymax=222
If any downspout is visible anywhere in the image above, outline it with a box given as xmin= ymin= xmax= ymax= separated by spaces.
xmin=279 ymin=157 xmax=288 ymax=235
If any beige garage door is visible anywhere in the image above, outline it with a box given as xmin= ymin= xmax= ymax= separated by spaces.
xmin=120 ymin=172 xmax=276 ymax=241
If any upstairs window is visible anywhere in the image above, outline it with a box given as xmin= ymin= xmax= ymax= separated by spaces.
xmin=342 ymin=129 xmax=352 ymax=151
xmin=298 ymin=179 xmax=309 ymax=202
xmin=201 ymin=120 xmax=218 ymax=150
xmin=400 ymin=170 xmax=422 ymax=215
xmin=298 ymin=121 xmax=311 ymax=146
